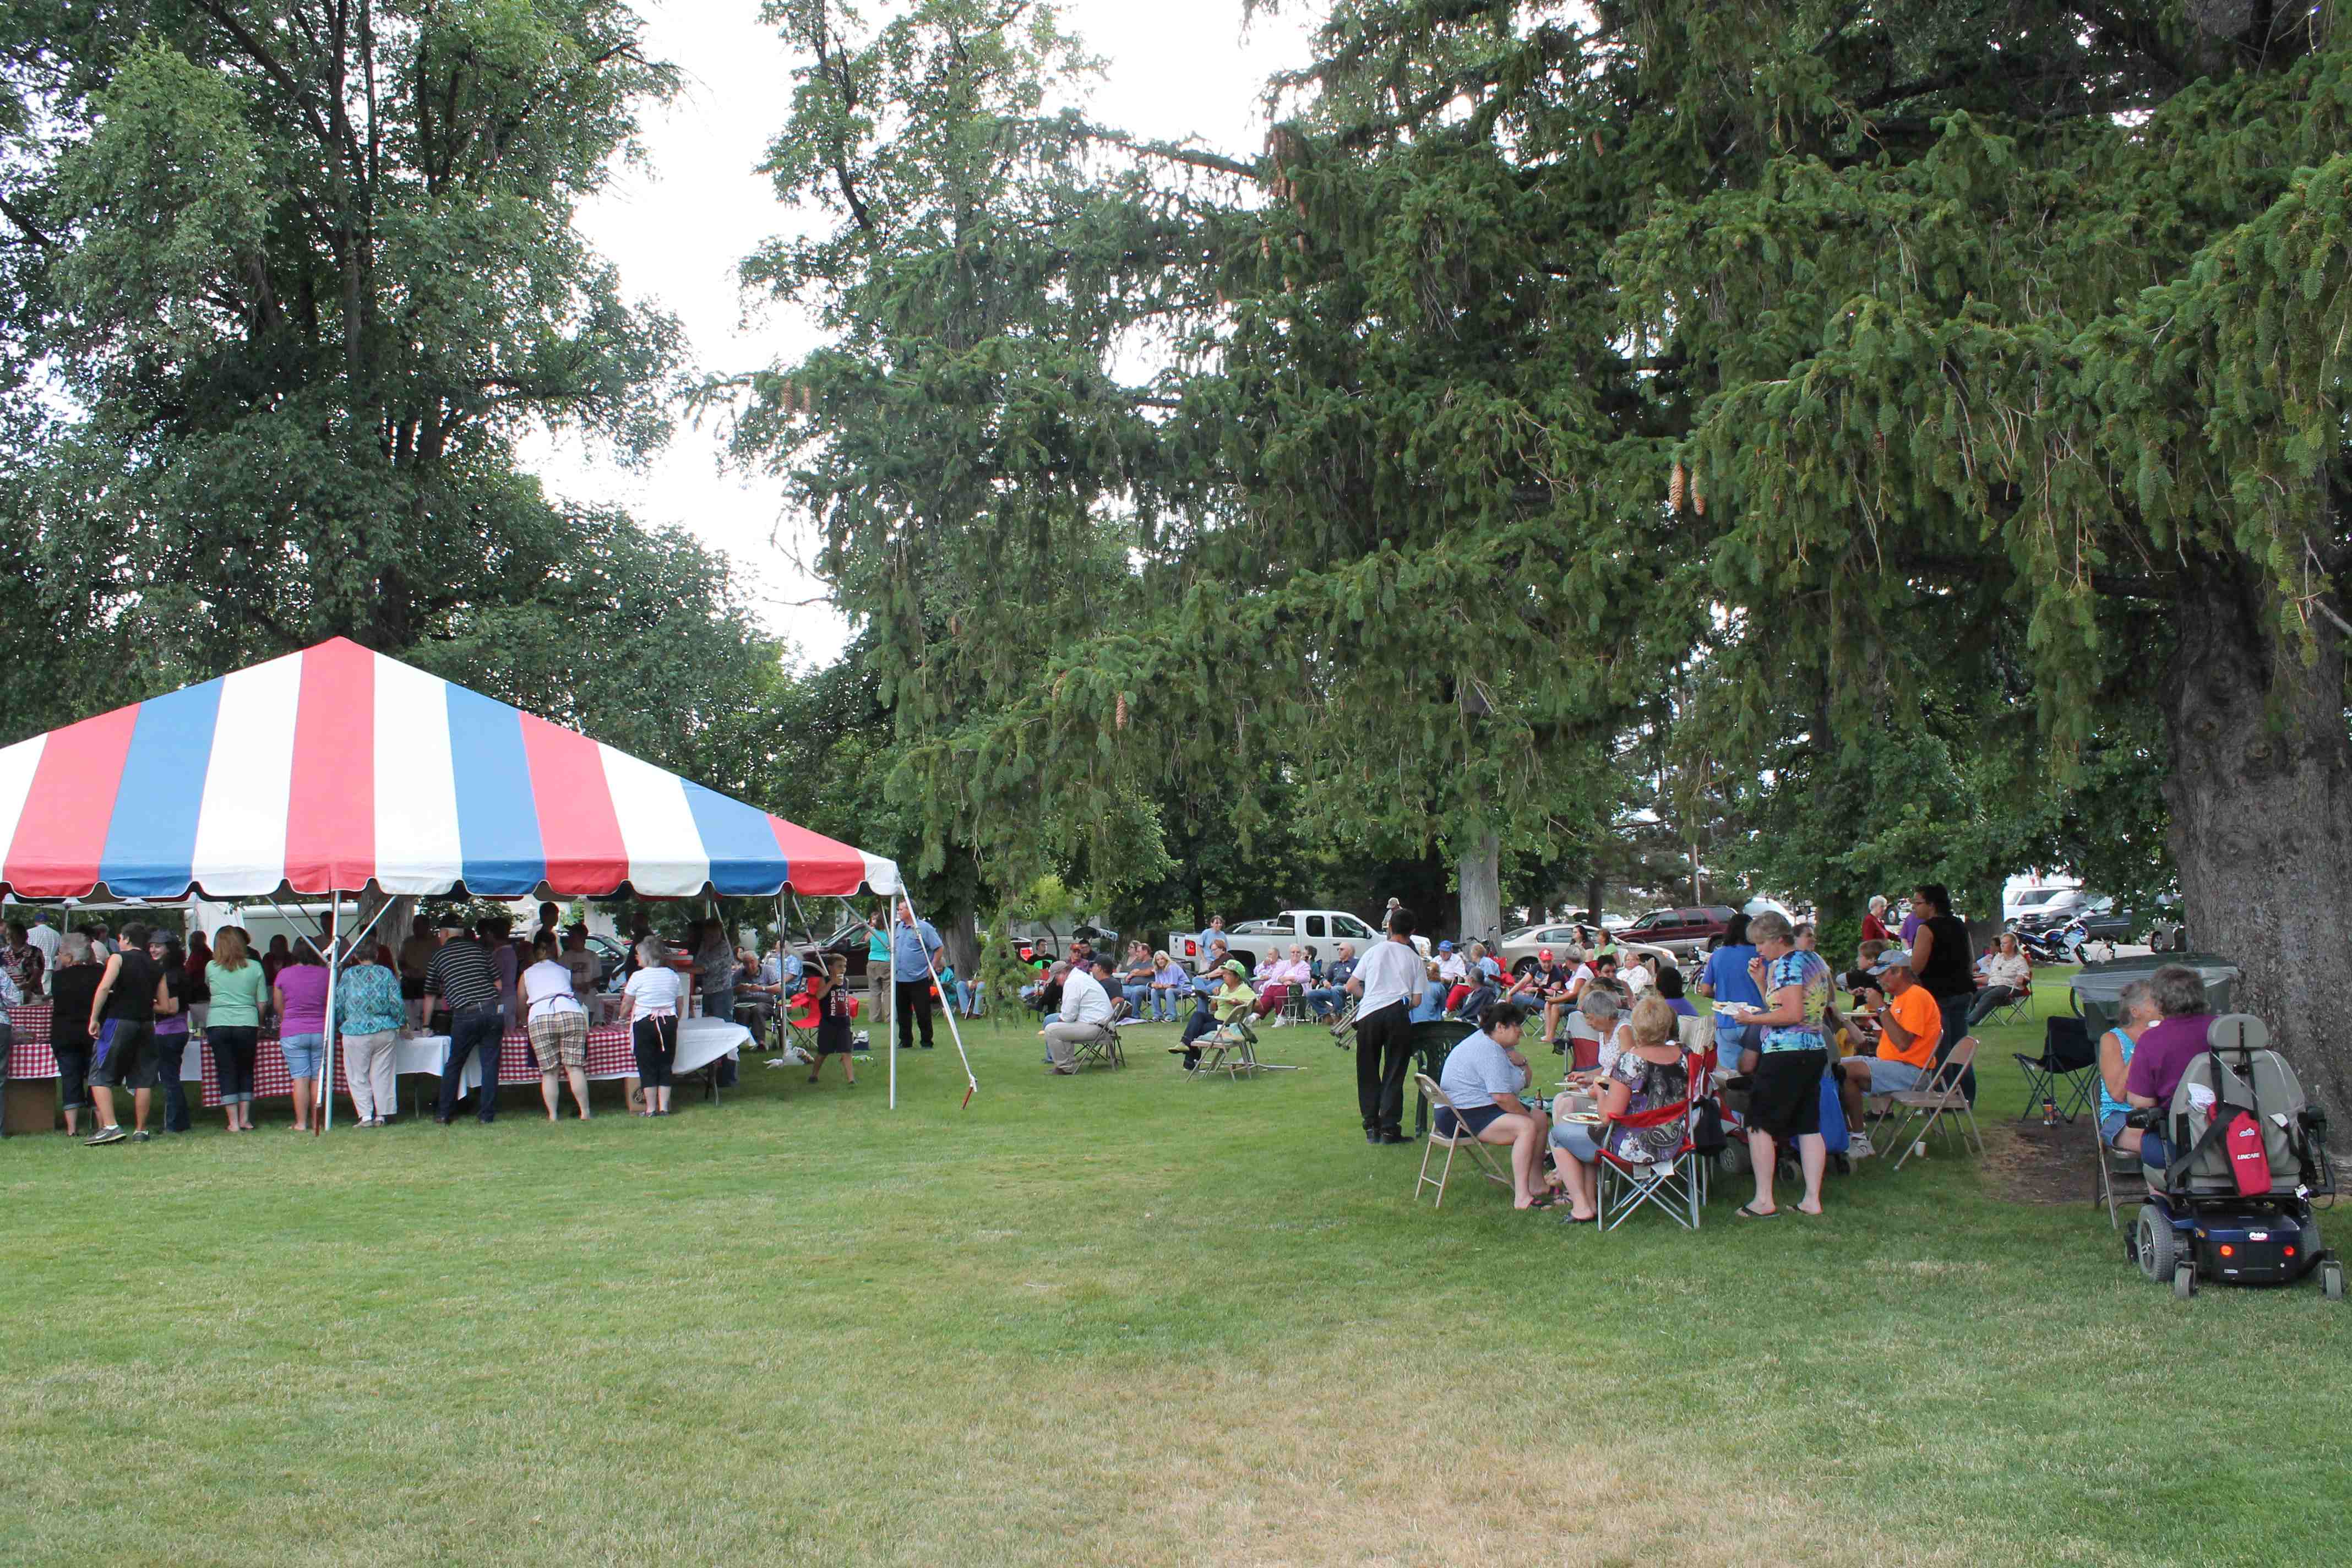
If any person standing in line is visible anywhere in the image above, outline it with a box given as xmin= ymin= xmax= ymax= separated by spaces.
xmin=558 ymin=923 xmax=603 ymax=1014
xmin=335 ymin=938 xmax=406 ymax=1127
xmin=83 ymin=920 xmax=168 ymax=1145
xmin=620 ymin=938 xmax=683 ymax=1116
xmin=204 ymin=928 xmax=266 ymax=1132
xmin=693 ymin=917 xmax=737 ymax=1028
xmin=260 ymin=933 xmax=291 ymax=989
xmin=24 ymin=910 xmax=60 ymax=971
xmin=521 ymin=933 xmax=592 ymax=1121
xmin=424 ymin=916 xmax=507 ymax=1125
xmin=149 ymin=933 xmax=193 ymax=1134
xmin=5 ymin=919 xmax=45 ymax=999
xmin=473 ymin=913 xmax=519 ymax=1036
xmin=273 ymin=944 xmax=332 ymax=1133
xmin=864 ymin=905 xmax=894 ymax=1036
xmin=48 ymin=935 xmax=102 ymax=1136
xmin=1344 ymin=906 xmax=1428 ymax=1146
xmin=182 ymin=928 xmax=211 ymax=1041
xmin=891 ymin=899 xmax=944 ymax=1052
xmin=398 ymin=914 xmax=437 ymax=1030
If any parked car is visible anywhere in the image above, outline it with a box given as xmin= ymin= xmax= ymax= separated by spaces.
xmin=1496 ymin=922 xmax=1678 ymax=978
xmin=1617 ymin=905 xmax=1740 ymax=960
xmin=2003 ymin=885 xmax=2084 ymax=926
xmin=1166 ymin=909 xmax=1431 ymax=974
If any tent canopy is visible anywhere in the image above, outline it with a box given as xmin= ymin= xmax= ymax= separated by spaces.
xmin=0 ymin=638 xmax=900 ymax=902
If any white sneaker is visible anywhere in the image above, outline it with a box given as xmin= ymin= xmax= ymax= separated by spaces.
xmin=1848 ymin=1132 xmax=1875 ymax=1159
xmin=1267 ymin=1016 xmax=1286 ymax=1028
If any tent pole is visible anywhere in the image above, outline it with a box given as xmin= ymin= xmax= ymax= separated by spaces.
xmin=886 ymin=894 xmax=897 ymax=1110
xmin=896 ymin=888 xmax=978 ymax=1110
xmin=317 ymin=901 xmax=340 ymax=1136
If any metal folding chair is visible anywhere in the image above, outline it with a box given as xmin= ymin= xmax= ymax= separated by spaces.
xmin=1885 ymin=1038 xmax=1986 ymax=1170
xmin=1412 ymin=1073 xmax=1511 ymax=1208
xmin=2094 ymin=1126 xmax=2148 ymax=1230
xmin=1063 ymin=1021 xmax=1126 ymax=1070
xmin=2013 ymin=1015 xmax=2096 ymax=1123
xmin=1191 ymin=1017 xmax=1296 ymax=1081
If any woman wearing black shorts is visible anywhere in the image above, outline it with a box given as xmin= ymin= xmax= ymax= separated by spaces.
xmin=1729 ymin=910 xmax=1831 ymax=1218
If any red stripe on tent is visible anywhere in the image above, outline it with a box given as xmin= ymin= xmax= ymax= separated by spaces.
xmin=3 ymin=703 xmax=141 ymax=896
xmin=519 ymin=715 xmax=628 ymax=894
xmin=285 ymin=638 xmax=377 ymax=894
xmin=765 ymin=814 xmax=868 ymax=896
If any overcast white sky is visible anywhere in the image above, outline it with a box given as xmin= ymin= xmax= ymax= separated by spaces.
xmin=531 ymin=1 xmax=1316 ymax=666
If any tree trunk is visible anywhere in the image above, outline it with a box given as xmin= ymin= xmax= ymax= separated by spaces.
xmin=1458 ymin=832 xmax=1501 ymax=950
xmin=944 ymin=904 xmax=978 ymax=977
xmin=2160 ymin=554 xmax=2352 ymax=1119
xmin=1585 ymin=870 xmax=1605 ymax=925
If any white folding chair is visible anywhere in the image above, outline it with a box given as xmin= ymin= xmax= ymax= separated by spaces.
xmin=1412 ymin=1074 xmax=1510 ymax=1208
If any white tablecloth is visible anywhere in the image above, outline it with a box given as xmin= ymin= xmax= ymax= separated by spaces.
xmin=395 ymin=1016 xmax=750 ymax=1090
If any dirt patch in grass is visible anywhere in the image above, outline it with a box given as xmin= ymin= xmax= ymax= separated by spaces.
xmin=1982 ymin=1117 xmax=2100 ymax=1206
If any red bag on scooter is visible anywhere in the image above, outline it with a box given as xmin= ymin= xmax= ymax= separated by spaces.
xmin=2223 ymin=1109 xmax=2272 ymax=1196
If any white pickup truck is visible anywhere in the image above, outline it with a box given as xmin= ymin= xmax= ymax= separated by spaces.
xmin=1165 ymin=910 xmax=1429 ymax=974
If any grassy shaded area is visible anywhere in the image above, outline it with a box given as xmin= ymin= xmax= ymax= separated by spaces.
xmin=5 ymin=981 xmax=2347 ymax=1565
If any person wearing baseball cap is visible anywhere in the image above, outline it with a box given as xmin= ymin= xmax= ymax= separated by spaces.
xmin=1169 ymin=958 xmax=1256 ymax=1072
xmin=1834 ymin=947 xmax=1941 ymax=1158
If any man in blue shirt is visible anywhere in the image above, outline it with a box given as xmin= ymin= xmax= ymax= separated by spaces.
xmin=891 ymin=901 xmax=945 ymax=1051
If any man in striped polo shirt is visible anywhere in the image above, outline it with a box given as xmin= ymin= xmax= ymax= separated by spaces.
xmin=423 ymin=916 xmax=507 ymax=1124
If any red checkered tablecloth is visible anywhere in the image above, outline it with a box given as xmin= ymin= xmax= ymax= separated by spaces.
xmin=3 ymin=1005 xmax=650 ymax=1108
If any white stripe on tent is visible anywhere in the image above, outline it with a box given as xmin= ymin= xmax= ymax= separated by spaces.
xmin=861 ymin=853 xmax=903 ymax=896
xmin=598 ymin=742 xmax=711 ymax=897
xmin=372 ymin=654 xmax=464 ymax=894
xmin=0 ymin=731 xmax=46 ymax=869
xmin=189 ymin=651 xmax=304 ymax=896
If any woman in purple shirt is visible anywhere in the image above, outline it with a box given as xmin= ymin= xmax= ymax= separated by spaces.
xmin=273 ymin=947 xmax=333 ymax=1132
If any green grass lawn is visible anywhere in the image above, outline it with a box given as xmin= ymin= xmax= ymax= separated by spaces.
xmin=6 ymin=982 xmax=2348 ymax=1566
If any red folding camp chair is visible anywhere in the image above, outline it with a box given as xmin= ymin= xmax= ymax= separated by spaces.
xmin=1595 ymin=1046 xmax=1710 ymax=1232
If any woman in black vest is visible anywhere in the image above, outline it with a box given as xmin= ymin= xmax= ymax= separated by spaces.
xmin=1905 ymin=883 xmax=1975 ymax=1060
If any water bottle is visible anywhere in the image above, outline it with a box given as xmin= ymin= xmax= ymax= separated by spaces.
xmin=2042 ymin=1095 xmax=2056 ymax=1127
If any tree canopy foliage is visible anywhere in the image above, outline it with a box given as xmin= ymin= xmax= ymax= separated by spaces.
xmin=736 ymin=0 xmax=2352 ymax=1102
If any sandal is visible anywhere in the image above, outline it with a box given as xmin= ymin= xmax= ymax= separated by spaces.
xmin=1735 ymin=1204 xmax=1781 ymax=1220
xmin=1521 ymin=1191 xmax=1563 ymax=1211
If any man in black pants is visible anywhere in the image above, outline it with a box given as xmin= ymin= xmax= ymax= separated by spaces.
xmin=424 ymin=917 xmax=506 ymax=1124
xmin=1346 ymin=907 xmax=1427 ymax=1145
xmin=890 ymin=899 xmax=944 ymax=1050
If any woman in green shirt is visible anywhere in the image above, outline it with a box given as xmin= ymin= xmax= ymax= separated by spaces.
xmin=205 ymin=927 xmax=269 ymax=1131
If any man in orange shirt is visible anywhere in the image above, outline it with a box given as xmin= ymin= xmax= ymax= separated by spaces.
xmin=1837 ymin=949 xmax=1942 ymax=1159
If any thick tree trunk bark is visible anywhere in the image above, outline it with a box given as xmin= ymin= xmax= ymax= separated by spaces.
xmin=2160 ymin=555 xmax=2352 ymax=1118
xmin=944 ymin=905 xmax=978 ymax=977
xmin=1458 ymin=832 xmax=1502 ymax=951
xmin=1585 ymin=871 xmax=1605 ymax=925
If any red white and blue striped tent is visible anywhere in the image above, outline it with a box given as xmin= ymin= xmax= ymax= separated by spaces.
xmin=0 ymin=637 xmax=900 ymax=902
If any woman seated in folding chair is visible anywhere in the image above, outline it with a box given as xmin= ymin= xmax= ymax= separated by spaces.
xmin=2095 ymin=979 xmax=2157 ymax=1156
xmin=1548 ymin=994 xmax=1687 ymax=1224
xmin=1434 ymin=1001 xmax=1559 ymax=1211
xmin=1173 ymin=959 xmax=1256 ymax=1070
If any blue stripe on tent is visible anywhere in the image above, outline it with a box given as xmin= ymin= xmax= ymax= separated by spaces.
xmin=680 ymin=781 xmax=792 ymax=895
xmin=97 ymin=679 xmax=225 ymax=896
xmin=445 ymin=685 xmax=546 ymax=895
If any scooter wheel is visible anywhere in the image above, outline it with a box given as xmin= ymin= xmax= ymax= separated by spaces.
xmin=2135 ymin=1204 xmax=2176 ymax=1283
xmin=2323 ymin=1261 xmax=2344 ymax=1302
xmin=2173 ymin=1262 xmax=2196 ymax=1300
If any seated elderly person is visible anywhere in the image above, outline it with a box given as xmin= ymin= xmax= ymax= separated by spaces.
xmin=1303 ymin=941 xmax=1358 ymax=1021
xmin=1559 ymin=984 xmax=1623 ymax=1066
xmin=1548 ymin=994 xmax=1691 ymax=1223
xmin=2095 ymin=978 xmax=2158 ymax=1157
xmin=1042 ymin=954 xmax=1119 ymax=1074
xmin=2122 ymin=963 xmax=2219 ymax=1166
xmin=1833 ymin=947 xmax=1941 ymax=1158
xmin=1408 ymin=960 xmax=1448 ymax=1022
xmin=1963 ymin=932 xmax=2034 ymax=1027
xmin=1252 ymin=944 xmax=1313 ymax=1023
xmin=1434 ymin=1001 xmax=1558 ymax=1211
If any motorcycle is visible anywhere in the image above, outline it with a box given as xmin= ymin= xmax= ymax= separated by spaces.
xmin=2016 ymin=925 xmax=2073 ymax=963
